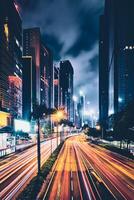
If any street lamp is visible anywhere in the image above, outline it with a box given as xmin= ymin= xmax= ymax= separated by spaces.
xmin=51 ymin=109 xmax=65 ymax=147
xmin=96 ymin=125 xmax=101 ymax=131
xmin=73 ymin=95 xmax=78 ymax=102
xmin=79 ymin=90 xmax=84 ymax=96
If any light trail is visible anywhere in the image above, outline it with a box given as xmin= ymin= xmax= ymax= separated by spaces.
xmin=0 ymin=138 xmax=57 ymax=199
xmin=43 ymin=135 xmax=134 ymax=200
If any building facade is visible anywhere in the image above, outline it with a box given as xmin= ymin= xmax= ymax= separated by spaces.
xmin=23 ymin=28 xmax=41 ymax=104
xmin=60 ymin=60 xmax=74 ymax=122
xmin=105 ymin=0 xmax=134 ymax=115
xmin=40 ymin=45 xmax=54 ymax=109
xmin=0 ymin=0 xmax=22 ymax=118
xmin=100 ymin=0 xmax=134 ymax=129
xmin=99 ymin=15 xmax=109 ymax=129
xmin=22 ymin=57 xmax=36 ymax=120
xmin=54 ymin=66 xmax=60 ymax=109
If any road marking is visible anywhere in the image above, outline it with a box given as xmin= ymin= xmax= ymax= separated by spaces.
xmin=127 ymin=184 xmax=134 ymax=191
xmin=71 ymin=180 xmax=73 ymax=191
xmin=71 ymin=171 xmax=73 ymax=178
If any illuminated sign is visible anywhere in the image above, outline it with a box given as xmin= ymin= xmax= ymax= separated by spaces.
xmin=4 ymin=24 xmax=9 ymax=49
xmin=14 ymin=120 xmax=30 ymax=132
xmin=4 ymin=23 xmax=9 ymax=43
xmin=0 ymin=111 xmax=10 ymax=127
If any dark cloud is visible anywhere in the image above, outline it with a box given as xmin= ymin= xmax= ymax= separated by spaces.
xmin=18 ymin=0 xmax=104 ymax=114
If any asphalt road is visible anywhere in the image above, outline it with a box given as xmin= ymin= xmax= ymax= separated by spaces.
xmin=43 ymin=135 xmax=134 ymax=200
xmin=0 ymin=137 xmax=58 ymax=200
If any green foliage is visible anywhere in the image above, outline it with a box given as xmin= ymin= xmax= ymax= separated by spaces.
xmin=114 ymin=101 xmax=134 ymax=142
xmin=59 ymin=119 xmax=74 ymax=127
xmin=16 ymin=131 xmax=29 ymax=138
xmin=86 ymin=127 xmax=101 ymax=138
xmin=43 ymin=123 xmax=51 ymax=135
xmin=32 ymin=103 xmax=56 ymax=120
xmin=100 ymin=144 xmax=134 ymax=160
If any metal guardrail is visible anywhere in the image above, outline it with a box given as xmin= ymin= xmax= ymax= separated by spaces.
xmin=0 ymin=146 xmax=15 ymax=157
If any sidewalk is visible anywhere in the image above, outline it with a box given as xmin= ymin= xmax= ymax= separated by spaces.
xmin=0 ymin=142 xmax=35 ymax=158
xmin=100 ymin=139 xmax=134 ymax=155
xmin=88 ymin=136 xmax=134 ymax=158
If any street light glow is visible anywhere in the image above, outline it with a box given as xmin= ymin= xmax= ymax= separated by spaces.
xmin=79 ymin=90 xmax=84 ymax=96
xmin=73 ymin=95 xmax=78 ymax=102
xmin=96 ymin=125 xmax=101 ymax=131
xmin=57 ymin=110 xmax=64 ymax=119
xmin=51 ymin=110 xmax=66 ymax=123
xmin=118 ymin=97 xmax=123 ymax=103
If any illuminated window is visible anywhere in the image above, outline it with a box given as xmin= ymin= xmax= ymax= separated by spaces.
xmin=124 ymin=46 xmax=134 ymax=50
xmin=16 ymin=64 xmax=19 ymax=70
xmin=4 ymin=23 xmax=9 ymax=43
xmin=118 ymin=97 xmax=123 ymax=103
xmin=15 ymin=38 xmax=19 ymax=46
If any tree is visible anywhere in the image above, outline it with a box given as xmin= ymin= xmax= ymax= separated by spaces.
xmin=32 ymin=103 xmax=56 ymax=174
xmin=114 ymin=101 xmax=134 ymax=150
xmin=59 ymin=119 xmax=74 ymax=127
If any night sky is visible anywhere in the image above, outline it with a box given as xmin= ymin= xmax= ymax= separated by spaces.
xmin=17 ymin=0 xmax=104 ymax=114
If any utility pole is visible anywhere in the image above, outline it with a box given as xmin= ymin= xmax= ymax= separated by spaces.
xmin=37 ymin=118 xmax=41 ymax=175
xmin=57 ymin=122 xmax=58 ymax=147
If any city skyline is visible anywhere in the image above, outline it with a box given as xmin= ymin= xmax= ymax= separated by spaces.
xmin=0 ymin=1 xmax=134 ymax=200
xmin=16 ymin=0 xmax=104 ymax=114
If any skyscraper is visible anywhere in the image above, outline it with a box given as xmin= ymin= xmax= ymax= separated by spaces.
xmin=22 ymin=57 xmax=36 ymax=120
xmin=99 ymin=15 xmax=108 ymax=129
xmin=77 ymin=96 xmax=84 ymax=127
xmin=40 ymin=44 xmax=48 ymax=106
xmin=101 ymin=0 xmax=134 ymax=128
xmin=60 ymin=60 xmax=74 ymax=122
xmin=0 ymin=0 xmax=22 ymax=118
xmin=23 ymin=28 xmax=41 ymax=104
xmin=107 ymin=0 xmax=134 ymax=113
xmin=40 ymin=45 xmax=54 ymax=109
xmin=54 ymin=66 xmax=60 ymax=109
xmin=104 ymin=0 xmax=118 ymax=116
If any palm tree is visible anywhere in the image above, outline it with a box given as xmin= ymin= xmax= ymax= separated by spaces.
xmin=32 ymin=103 xmax=56 ymax=174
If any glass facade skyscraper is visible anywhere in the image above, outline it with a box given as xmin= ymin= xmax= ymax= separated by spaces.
xmin=0 ymin=0 xmax=22 ymax=118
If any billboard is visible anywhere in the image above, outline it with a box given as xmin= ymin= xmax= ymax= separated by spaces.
xmin=14 ymin=119 xmax=30 ymax=133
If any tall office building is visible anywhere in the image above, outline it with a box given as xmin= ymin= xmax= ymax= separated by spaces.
xmin=101 ymin=0 xmax=134 ymax=128
xmin=0 ymin=0 xmax=22 ymax=118
xmin=41 ymin=46 xmax=54 ymax=109
xmin=60 ymin=60 xmax=74 ymax=122
xmin=22 ymin=57 xmax=36 ymax=120
xmin=23 ymin=28 xmax=41 ymax=104
xmin=40 ymin=45 xmax=48 ymax=106
xmin=104 ymin=0 xmax=118 ymax=116
xmin=54 ymin=66 xmax=60 ymax=109
xmin=77 ymin=96 xmax=84 ymax=127
xmin=99 ymin=15 xmax=108 ymax=129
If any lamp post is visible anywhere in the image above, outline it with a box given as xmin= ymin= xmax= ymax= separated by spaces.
xmin=51 ymin=109 xmax=65 ymax=147
xmin=32 ymin=104 xmax=56 ymax=175
xmin=37 ymin=118 xmax=41 ymax=174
